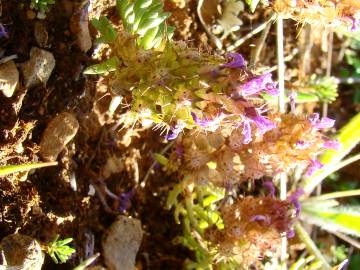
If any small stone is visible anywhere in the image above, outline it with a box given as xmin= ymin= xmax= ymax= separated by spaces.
xmin=0 ymin=233 xmax=45 ymax=270
xmin=70 ymin=5 xmax=92 ymax=52
xmin=40 ymin=112 xmax=79 ymax=161
xmin=34 ymin=21 xmax=48 ymax=47
xmin=0 ymin=60 xmax=19 ymax=97
xmin=102 ymin=216 xmax=143 ymax=270
xmin=20 ymin=47 xmax=55 ymax=88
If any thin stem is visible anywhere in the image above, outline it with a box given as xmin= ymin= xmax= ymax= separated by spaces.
xmin=227 ymin=13 xmax=276 ymax=51
xmin=277 ymin=14 xmax=287 ymax=269
xmin=322 ymin=30 xmax=333 ymax=118
xmin=295 ymin=223 xmax=331 ymax=270
xmin=304 ymin=153 xmax=360 ymax=195
xmin=309 ymin=189 xmax=360 ymax=201
xmin=250 ymin=22 xmax=272 ymax=66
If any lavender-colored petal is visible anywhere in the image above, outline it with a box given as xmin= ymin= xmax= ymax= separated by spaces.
xmin=287 ymin=229 xmax=295 ymax=238
xmin=295 ymin=140 xmax=310 ymax=149
xmin=264 ymin=82 xmax=279 ymax=96
xmin=166 ymin=123 xmax=185 ymax=140
xmin=119 ymin=188 xmax=135 ymax=212
xmin=0 ymin=24 xmax=9 ymax=39
xmin=308 ymin=113 xmax=335 ymax=129
xmin=221 ymin=53 xmax=246 ymax=69
xmin=240 ymin=73 xmax=277 ymax=97
xmin=252 ymin=115 xmax=276 ymax=134
xmin=242 ymin=121 xmax=252 ymax=144
xmin=288 ymin=189 xmax=305 ymax=217
xmin=263 ymin=180 xmax=276 ymax=197
xmin=305 ymin=159 xmax=324 ymax=176
xmin=289 ymin=91 xmax=297 ymax=113
xmin=250 ymin=215 xmax=271 ymax=225
xmin=339 ymin=260 xmax=350 ymax=270
xmin=323 ymin=139 xmax=340 ymax=150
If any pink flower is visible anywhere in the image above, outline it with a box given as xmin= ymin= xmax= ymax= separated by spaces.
xmin=238 ymin=73 xmax=279 ymax=97
xmin=221 ymin=53 xmax=246 ymax=69
xmin=308 ymin=113 xmax=335 ymax=129
xmin=305 ymin=159 xmax=324 ymax=176
xmin=323 ymin=139 xmax=340 ymax=150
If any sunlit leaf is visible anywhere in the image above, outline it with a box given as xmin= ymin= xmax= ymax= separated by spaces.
xmin=0 ymin=161 xmax=57 ymax=177
xmin=83 ymin=57 xmax=120 ymax=75
xmin=91 ymin=16 xmax=118 ymax=43
xmin=245 ymin=0 xmax=260 ymax=13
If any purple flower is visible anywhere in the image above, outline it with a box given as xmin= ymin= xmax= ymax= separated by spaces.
xmin=221 ymin=53 xmax=246 ymax=69
xmin=252 ymin=116 xmax=276 ymax=134
xmin=263 ymin=181 xmax=276 ymax=197
xmin=295 ymin=140 xmax=310 ymax=149
xmin=245 ymin=107 xmax=276 ymax=135
xmin=308 ymin=113 xmax=335 ymax=129
xmin=288 ymin=189 xmax=304 ymax=217
xmin=166 ymin=122 xmax=186 ymax=140
xmin=287 ymin=229 xmax=295 ymax=238
xmin=239 ymin=73 xmax=279 ymax=97
xmin=323 ymin=139 xmax=340 ymax=150
xmin=250 ymin=215 xmax=271 ymax=225
xmin=191 ymin=112 xmax=224 ymax=131
xmin=289 ymin=92 xmax=297 ymax=113
xmin=0 ymin=24 xmax=9 ymax=39
xmin=305 ymin=159 xmax=324 ymax=176
xmin=119 ymin=188 xmax=135 ymax=212
xmin=242 ymin=121 xmax=252 ymax=144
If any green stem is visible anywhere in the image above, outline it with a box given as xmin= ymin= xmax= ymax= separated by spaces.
xmin=0 ymin=161 xmax=58 ymax=177
xmin=294 ymin=223 xmax=331 ymax=270
xmin=308 ymin=189 xmax=360 ymax=201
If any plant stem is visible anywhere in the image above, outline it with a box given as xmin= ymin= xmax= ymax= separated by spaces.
xmin=0 ymin=161 xmax=58 ymax=177
xmin=308 ymin=189 xmax=360 ymax=201
xmin=295 ymin=223 xmax=331 ymax=270
xmin=277 ymin=14 xmax=287 ymax=269
xmin=250 ymin=22 xmax=272 ymax=66
xmin=227 ymin=13 xmax=276 ymax=51
xmin=322 ymin=30 xmax=333 ymax=117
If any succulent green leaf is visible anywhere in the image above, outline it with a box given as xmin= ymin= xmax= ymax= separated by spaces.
xmin=91 ymin=16 xmax=118 ymax=43
xmin=153 ymin=153 xmax=169 ymax=166
xmin=83 ymin=57 xmax=120 ymax=75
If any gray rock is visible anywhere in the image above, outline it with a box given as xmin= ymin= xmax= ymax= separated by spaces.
xmin=70 ymin=5 xmax=92 ymax=52
xmin=102 ymin=216 xmax=143 ymax=270
xmin=40 ymin=112 xmax=79 ymax=161
xmin=0 ymin=233 xmax=44 ymax=270
xmin=20 ymin=47 xmax=55 ymax=88
xmin=0 ymin=60 xmax=19 ymax=97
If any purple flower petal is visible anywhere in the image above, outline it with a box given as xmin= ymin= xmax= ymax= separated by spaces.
xmin=323 ymin=139 xmax=340 ymax=150
xmin=263 ymin=181 xmax=276 ymax=197
xmin=308 ymin=113 xmax=335 ymax=129
xmin=305 ymin=159 xmax=324 ymax=176
xmin=295 ymin=140 xmax=310 ymax=149
xmin=288 ymin=189 xmax=305 ymax=217
xmin=221 ymin=53 xmax=246 ymax=69
xmin=240 ymin=73 xmax=277 ymax=97
xmin=287 ymin=229 xmax=295 ymax=238
xmin=119 ymin=188 xmax=135 ymax=212
xmin=252 ymin=115 xmax=276 ymax=134
xmin=250 ymin=215 xmax=271 ymax=225
xmin=289 ymin=92 xmax=297 ymax=113
xmin=166 ymin=123 xmax=186 ymax=140
xmin=242 ymin=121 xmax=252 ymax=144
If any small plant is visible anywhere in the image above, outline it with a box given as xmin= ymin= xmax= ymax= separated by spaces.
xmin=30 ymin=0 xmax=55 ymax=13
xmin=45 ymin=235 xmax=76 ymax=264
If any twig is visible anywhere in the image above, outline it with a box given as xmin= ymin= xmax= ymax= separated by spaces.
xmin=295 ymin=223 xmax=331 ymax=270
xmin=322 ymin=30 xmax=333 ymax=118
xmin=276 ymin=14 xmax=287 ymax=269
xmin=250 ymin=22 xmax=272 ymax=67
xmin=308 ymin=189 xmax=360 ymax=201
xmin=227 ymin=13 xmax=276 ymax=51
xmin=332 ymin=231 xmax=360 ymax=250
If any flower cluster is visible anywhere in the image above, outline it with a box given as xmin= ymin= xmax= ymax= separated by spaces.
xmin=109 ymin=32 xmax=279 ymax=139
xmin=205 ymin=195 xmax=295 ymax=268
xmin=273 ymin=0 xmax=360 ymax=30
xmin=166 ymin=112 xmax=336 ymax=187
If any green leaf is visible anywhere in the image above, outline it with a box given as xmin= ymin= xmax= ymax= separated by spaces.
xmin=83 ymin=57 xmax=120 ymax=75
xmin=302 ymin=204 xmax=360 ymax=237
xmin=0 ymin=161 xmax=58 ymax=177
xmin=153 ymin=153 xmax=168 ymax=166
xmin=91 ymin=16 xmax=118 ymax=43
xmin=245 ymin=0 xmax=260 ymax=13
